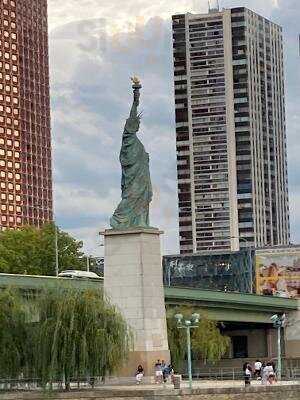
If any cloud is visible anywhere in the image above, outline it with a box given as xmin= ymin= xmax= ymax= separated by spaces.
xmin=48 ymin=0 xmax=208 ymax=32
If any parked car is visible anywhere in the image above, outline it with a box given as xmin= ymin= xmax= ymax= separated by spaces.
xmin=58 ymin=270 xmax=103 ymax=280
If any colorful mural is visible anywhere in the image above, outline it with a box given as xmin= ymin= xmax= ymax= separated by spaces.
xmin=256 ymin=253 xmax=300 ymax=298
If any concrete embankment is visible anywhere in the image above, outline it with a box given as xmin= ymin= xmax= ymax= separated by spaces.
xmin=0 ymin=384 xmax=300 ymax=400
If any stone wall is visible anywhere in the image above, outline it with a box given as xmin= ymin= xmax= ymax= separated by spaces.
xmin=0 ymin=385 xmax=300 ymax=400
xmin=286 ymin=305 xmax=300 ymax=358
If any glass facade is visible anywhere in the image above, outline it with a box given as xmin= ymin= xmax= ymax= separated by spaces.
xmin=163 ymin=250 xmax=254 ymax=293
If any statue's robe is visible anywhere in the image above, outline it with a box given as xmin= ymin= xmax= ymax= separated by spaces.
xmin=110 ymin=120 xmax=153 ymax=229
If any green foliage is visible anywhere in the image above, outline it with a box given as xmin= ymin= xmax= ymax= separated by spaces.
xmin=166 ymin=309 xmax=186 ymax=369
xmin=36 ymin=287 xmax=132 ymax=388
xmin=0 ymin=286 xmax=131 ymax=389
xmin=0 ymin=223 xmax=85 ymax=276
xmin=192 ymin=318 xmax=230 ymax=364
xmin=167 ymin=306 xmax=230 ymax=370
xmin=0 ymin=288 xmax=34 ymax=379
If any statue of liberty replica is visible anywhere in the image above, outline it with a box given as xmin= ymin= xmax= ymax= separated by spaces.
xmin=110 ymin=77 xmax=153 ymax=229
xmin=104 ymin=78 xmax=170 ymax=377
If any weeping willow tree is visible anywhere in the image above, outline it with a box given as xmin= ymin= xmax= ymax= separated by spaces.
xmin=0 ymin=288 xmax=34 ymax=380
xmin=35 ymin=286 xmax=132 ymax=389
xmin=167 ymin=306 xmax=230 ymax=371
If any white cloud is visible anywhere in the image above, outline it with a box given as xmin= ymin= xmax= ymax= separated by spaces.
xmin=55 ymin=185 xmax=118 ymax=217
xmin=67 ymin=226 xmax=105 ymax=256
xmin=48 ymin=0 xmax=207 ymax=32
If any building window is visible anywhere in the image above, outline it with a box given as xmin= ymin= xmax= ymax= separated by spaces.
xmin=232 ymin=336 xmax=248 ymax=358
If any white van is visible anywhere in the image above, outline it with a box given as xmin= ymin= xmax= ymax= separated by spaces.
xmin=58 ymin=270 xmax=103 ymax=280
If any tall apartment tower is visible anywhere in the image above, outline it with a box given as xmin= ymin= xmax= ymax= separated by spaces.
xmin=172 ymin=7 xmax=290 ymax=254
xmin=0 ymin=0 xmax=52 ymax=230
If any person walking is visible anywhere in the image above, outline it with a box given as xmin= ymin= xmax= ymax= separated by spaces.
xmin=243 ymin=362 xmax=252 ymax=386
xmin=161 ymin=360 xmax=167 ymax=383
xmin=135 ymin=365 xmax=144 ymax=384
xmin=154 ymin=359 xmax=163 ymax=384
xmin=161 ymin=360 xmax=169 ymax=383
xmin=166 ymin=364 xmax=174 ymax=383
xmin=162 ymin=362 xmax=173 ymax=383
xmin=262 ymin=362 xmax=274 ymax=385
xmin=254 ymin=359 xmax=262 ymax=380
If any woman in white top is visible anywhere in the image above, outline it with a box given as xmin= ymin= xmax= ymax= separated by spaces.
xmin=262 ymin=362 xmax=274 ymax=385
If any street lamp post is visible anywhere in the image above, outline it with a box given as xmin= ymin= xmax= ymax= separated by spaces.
xmin=55 ymin=225 xmax=59 ymax=277
xmin=174 ymin=313 xmax=200 ymax=390
xmin=270 ymin=314 xmax=286 ymax=380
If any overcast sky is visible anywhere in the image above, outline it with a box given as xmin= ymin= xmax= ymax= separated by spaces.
xmin=47 ymin=0 xmax=300 ymax=256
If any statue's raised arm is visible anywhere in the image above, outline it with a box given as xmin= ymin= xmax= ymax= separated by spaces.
xmin=131 ymin=76 xmax=141 ymax=103
xmin=123 ymin=77 xmax=142 ymax=135
xmin=110 ymin=77 xmax=153 ymax=230
xmin=128 ymin=76 xmax=141 ymax=121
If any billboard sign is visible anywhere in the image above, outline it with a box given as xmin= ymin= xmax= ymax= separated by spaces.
xmin=256 ymin=253 xmax=300 ymax=299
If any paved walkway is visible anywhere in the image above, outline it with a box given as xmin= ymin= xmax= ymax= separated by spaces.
xmin=101 ymin=379 xmax=300 ymax=391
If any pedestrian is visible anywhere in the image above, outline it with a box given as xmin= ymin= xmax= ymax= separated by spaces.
xmin=243 ymin=362 xmax=252 ymax=386
xmin=262 ymin=362 xmax=274 ymax=385
xmin=271 ymin=361 xmax=276 ymax=375
xmin=162 ymin=363 xmax=173 ymax=383
xmin=135 ymin=365 xmax=144 ymax=384
xmin=168 ymin=364 xmax=175 ymax=383
xmin=154 ymin=359 xmax=163 ymax=384
xmin=161 ymin=360 xmax=169 ymax=383
xmin=254 ymin=359 xmax=262 ymax=379
xmin=161 ymin=360 xmax=167 ymax=382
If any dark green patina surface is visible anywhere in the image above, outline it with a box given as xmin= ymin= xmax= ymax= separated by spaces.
xmin=110 ymin=79 xmax=152 ymax=229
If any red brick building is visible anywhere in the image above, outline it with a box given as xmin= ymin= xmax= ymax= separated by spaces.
xmin=0 ymin=0 xmax=52 ymax=229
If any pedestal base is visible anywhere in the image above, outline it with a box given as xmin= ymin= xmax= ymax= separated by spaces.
xmin=102 ymin=228 xmax=170 ymax=376
xmin=118 ymin=350 xmax=171 ymax=377
xmin=285 ymin=307 xmax=300 ymax=358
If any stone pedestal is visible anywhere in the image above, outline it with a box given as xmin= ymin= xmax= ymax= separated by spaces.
xmin=285 ymin=302 xmax=300 ymax=358
xmin=102 ymin=228 xmax=170 ymax=376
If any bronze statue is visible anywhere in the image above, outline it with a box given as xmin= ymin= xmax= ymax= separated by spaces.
xmin=110 ymin=78 xmax=153 ymax=229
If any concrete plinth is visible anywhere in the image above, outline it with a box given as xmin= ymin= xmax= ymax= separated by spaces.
xmin=102 ymin=228 xmax=170 ymax=376
xmin=285 ymin=301 xmax=300 ymax=357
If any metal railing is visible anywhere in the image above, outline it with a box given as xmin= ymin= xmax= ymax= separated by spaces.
xmin=178 ymin=364 xmax=300 ymax=381
xmin=0 ymin=377 xmax=103 ymax=391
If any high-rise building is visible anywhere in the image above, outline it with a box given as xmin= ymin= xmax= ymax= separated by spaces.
xmin=172 ymin=7 xmax=290 ymax=254
xmin=0 ymin=0 xmax=52 ymax=230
